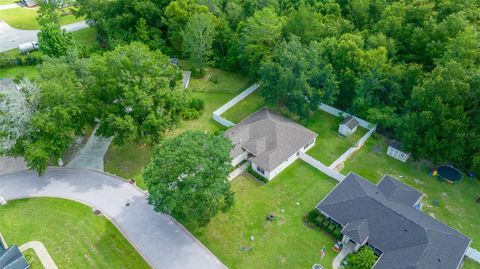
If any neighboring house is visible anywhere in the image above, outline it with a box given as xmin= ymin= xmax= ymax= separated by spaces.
xmin=226 ymin=108 xmax=317 ymax=181
xmin=387 ymin=140 xmax=410 ymax=162
xmin=316 ymin=173 xmax=471 ymax=269
xmin=23 ymin=0 xmax=36 ymax=7
xmin=0 ymin=243 xmax=29 ymax=269
xmin=338 ymin=116 xmax=359 ymax=136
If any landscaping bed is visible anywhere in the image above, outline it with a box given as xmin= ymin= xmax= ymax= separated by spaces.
xmin=342 ymin=134 xmax=480 ymax=249
xmin=191 ymin=161 xmax=338 ymax=268
xmin=0 ymin=197 xmax=150 ymax=268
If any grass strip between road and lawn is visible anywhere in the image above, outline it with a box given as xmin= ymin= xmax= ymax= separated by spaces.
xmin=0 ymin=6 xmax=83 ymax=30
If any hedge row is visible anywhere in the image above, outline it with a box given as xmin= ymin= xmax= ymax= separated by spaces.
xmin=0 ymin=55 xmax=42 ymax=69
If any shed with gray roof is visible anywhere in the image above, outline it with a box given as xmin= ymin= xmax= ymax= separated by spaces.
xmin=226 ymin=108 xmax=317 ymax=180
xmin=387 ymin=140 xmax=410 ymax=162
xmin=316 ymin=173 xmax=471 ymax=269
xmin=338 ymin=116 xmax=359 ymax=136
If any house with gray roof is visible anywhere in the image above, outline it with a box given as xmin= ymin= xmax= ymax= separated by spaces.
xmin=0 ymin=243 xmax=29 ymax=269
xmin=226 ymin=108 xmax=317 ymax=180
xmin=338 ymin=116 xmax=359 ymax=136
xmin=316 ymin=173 xmax=471 ymax=269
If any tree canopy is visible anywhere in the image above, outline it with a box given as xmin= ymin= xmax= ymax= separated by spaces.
xmin=143 ymin=131 xmax=234 ymax=227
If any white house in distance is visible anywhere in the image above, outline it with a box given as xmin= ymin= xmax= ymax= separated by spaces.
xmin=226 ymin=108 xmax=317 ymax=181
xmin=338 ymin=116 xmax=359 ymax=136
xmin=387 ymin=140 xmax=410 ymax=162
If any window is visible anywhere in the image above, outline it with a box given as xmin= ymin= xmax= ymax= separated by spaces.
xmin=304 ymin=139 xmax=314 ymax=149
xmin=256 ymin=166 xmax=265 ymax=174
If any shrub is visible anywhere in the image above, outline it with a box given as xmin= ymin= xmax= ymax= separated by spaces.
xmin=348 ymin=247 xmax=377 ymax=269
xmin=181 ymin=108 xmax=200 ymax=120
xmin=208 ymin=75 xmax=219 ymax=84
xmin=306 ymin=209 xmax=320 ymax=223
xmin=314 ymin=215 xmax=326 ymax=227
xmin=189 ymin=98 xmax=205 ymax=111
xmin=247 ymin=165 xmax=269 ymax=183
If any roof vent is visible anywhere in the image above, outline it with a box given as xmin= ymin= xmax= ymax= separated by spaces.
xmin=404 ymin=228 xmax=408 ymax=232
xmin=438 ymin=258 xmax=441 ymax=262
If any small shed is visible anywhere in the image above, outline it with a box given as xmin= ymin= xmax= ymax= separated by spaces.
xmin=387 ymin=140 xmax=410 ymax=162
xmin=338 ymin=116 xmax=359 ymax=136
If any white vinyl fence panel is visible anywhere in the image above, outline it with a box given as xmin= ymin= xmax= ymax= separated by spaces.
xmin=319 ymin=103 xmax=375 ymax=130
xmin=213 ymin=84 xmax=260 ymax=127
xmin=299 ymin=152 xmax=345 ymax=182
xmin=228 ymin=162 xmax=249 ymax=181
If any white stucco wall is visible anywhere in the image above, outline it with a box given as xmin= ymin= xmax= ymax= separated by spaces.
xmin=231 ymin=151 xmax=248 ymax=167
xmin=387 ymin=146 xmax=410 ymax=162
xmin=252 ymin=138 xmax=317 ymax=181
xmin=338 ymin=124 xmax=357 ymax=136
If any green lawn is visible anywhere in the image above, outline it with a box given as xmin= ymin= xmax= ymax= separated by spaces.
xmin=303 ymin=111 xmax=367 ymax=165
xmin=191 ymin=161 xmax=338 ymax=269
xmin=342 ymin=134 xmax=480 ymax=250
xmin=222 ymin=91 xmax=266 ymax=124
xmin=72 ymin=27 xmax=97 ymax=48
xmin=0 ymin=0 xmax=16 ymax=4
xmin=0 ymin=7 xmax=82 ymax=30
xmin=22 ymin=249 xmax=42 ymax=269
xmin=0 ymin=198 xmax=149 ymax=268
xmin=0 ymin=65 xmax=38 ymax=79
xmin=103 ymin=68 xmax=250 ymax=188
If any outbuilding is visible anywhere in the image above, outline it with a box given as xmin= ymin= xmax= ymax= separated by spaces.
xmin=387 ymin=140 xmax=410 ymax=162
xmin=338 ymin=116 xmax=359 ymax=136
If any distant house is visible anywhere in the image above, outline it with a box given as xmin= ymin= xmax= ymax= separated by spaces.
xmin=0 ymin=243 xmax=29 ymax=269
xmin=338 ymin=116 xmax=359 ymax=136
xmin=316 ymin=173 xmax=471 ymax=269
xmin=387 ymin=140 xmax=410 ymax=162
xmin=226 ymin=108 xmax=317 ymax=181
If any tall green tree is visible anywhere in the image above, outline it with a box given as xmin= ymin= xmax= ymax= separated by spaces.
xmin=239 ymin=8 xmax=283 ymax=78
xmin=86 ymin=42 xmax=184 ymax=145
xmin=182 ymin=13 xmax=216 ymax=74
xmin=143 ymin=131 xmax=234 ymax=227
xmin=259 ymin=38 xmax=339 ymax=117
xmin=38 ymin=23 xmax=75 ymax=57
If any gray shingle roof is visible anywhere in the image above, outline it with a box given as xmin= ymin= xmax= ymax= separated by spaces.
xmin=317 ymin=173 xmax=471 ymax=269
xmin=0 ymin=245 xmax=29 ymax=269
xmin=226 ymin=108 xmax=317 ymax=171
xmin=389 ymin=140 xmax=406 ymax=152
xmin=340 ymin=116 xmax=359 ymax=130
xmin=341 ymin=219 xmax=369 ymax=244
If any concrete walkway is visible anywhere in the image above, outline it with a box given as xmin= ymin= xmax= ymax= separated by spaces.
xmin=19 ymin=241 xmax=58 ymax=269
xmin=332 ymin=245 xmax=353 ymax=269
xmin=0 ymin=168 xmax=226 ymax=269
xmin=0 ymin=20 xmax=89 ymax=52
xmin=0 ymin=157 xmax=26 ymax=176
xmin=66 ymin=125 xmax=112 ymax=171
xmin=466 ymin=247 xmax=480 ymax=264
xmin=0 ymin=3 xmax=20 ymax=10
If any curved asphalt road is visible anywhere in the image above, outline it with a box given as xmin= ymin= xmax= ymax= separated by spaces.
xmin=0 ymin=168 xmax=226 ymax=269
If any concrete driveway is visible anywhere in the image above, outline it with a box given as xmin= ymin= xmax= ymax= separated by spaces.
xmin=0 ymin=168 xmax=226 ymax=269
xmin=0 ymin=20 xmax=89 ymax=53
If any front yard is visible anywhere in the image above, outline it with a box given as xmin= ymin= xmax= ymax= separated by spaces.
xmin=103 ymin=68 xmax=251 ymax=188
xmin=191 ymin=161 xmax=338 ymax=268
xmin=342 ymin=134 xmax=480 ymax=249
xmin=0 ymin=197 xmax=149 ymax=268
xmin=0 ymin=7 xmax=82 ymax=30
xmin=303 ymin=110 xmax=368 ymax=165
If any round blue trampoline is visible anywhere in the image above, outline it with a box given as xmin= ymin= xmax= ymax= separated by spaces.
xmin=437 ymin=165 xmax=463 ymax=183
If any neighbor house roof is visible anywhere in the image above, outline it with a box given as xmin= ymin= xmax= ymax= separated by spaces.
xmin=316 ymin=173 xmax=471 ymax=269
xmin=0 ymin=245 xmax=29 ymax=269
xmin=340 ymin=116 xmax=359 ymax=130
xmin=226 ymin=108 xmax=317 ymax=171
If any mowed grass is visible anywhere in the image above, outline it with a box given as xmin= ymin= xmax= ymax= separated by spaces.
xmin=342 ymin=134 xmax=480 ymax=249
xmin=0 ymin=28 xmax=97 ymax=80
xmin=22 ymin=249 xmax=42 ymax=269
xmin=303 ymin=111 xmax=367 ymax=165
xmin=0 ymin=0 xmax=16 ymax=4
xmin=191 ymin=161 xmax=338 ymax=269
xmin=222 ymin=91 xmax=265 ymax=124
xmin=104 ymin=68 xmax=250 ymax=188
xmin=0 ymin=7 xmax=82 ymax=30
xmin=0 ymin=198 xmax=150 ymax=268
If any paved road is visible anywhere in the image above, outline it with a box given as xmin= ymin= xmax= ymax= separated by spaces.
xmin=0 ymin=157 xmax=26 ymax=176
xmin=0 ymin=3 xmax=20 ymax=10
xmin=0 ymin=168 xmax=226 ymax=269
xmin=0 ymin=20 xmax=89 ymax=53
xmin=66 ymin=125 xmax=112 ymax=171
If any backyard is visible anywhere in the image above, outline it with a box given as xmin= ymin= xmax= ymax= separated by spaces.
xmin=0 ymin=197 xmax=150 ymax=268
xmin=191 ymin=161 xmax=338 ymax=268
xmin=0 ymin=6 xmax=82 ymax=30
xmin=104 ymin=68 xmax=252 ymax=188
xmin=302 ymin=110 xmax=368 ymax=165
xmin=342 ymin=134 xmax=480 ymax=249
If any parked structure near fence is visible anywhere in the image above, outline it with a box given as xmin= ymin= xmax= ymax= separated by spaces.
xmin=319 ymin=104 xmax=374 ymax=130
xmin=212 ymin=84 xmax=260 ymax=127
xmin=299 ymin=152 xmax=345 ymax=182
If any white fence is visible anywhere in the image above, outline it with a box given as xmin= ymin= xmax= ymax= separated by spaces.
xmin=319 ymin=103 xmax=375 ymax=130
xmin=299 ymin=152 xmax=345 ymax=182
xmin=212 ymin=84 xmax=260 ymax=127
xmin=228 ymin=162 xmax=249 ymax=181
